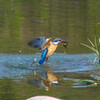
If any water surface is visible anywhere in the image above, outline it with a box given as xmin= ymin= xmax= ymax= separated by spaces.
xmin=0 ymin=53 xmax=100 ymax=100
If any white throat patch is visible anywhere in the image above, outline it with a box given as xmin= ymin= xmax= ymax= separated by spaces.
xmin=52 ymin=42 xmax=58 ymax=45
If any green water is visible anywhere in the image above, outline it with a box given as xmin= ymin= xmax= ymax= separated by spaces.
xmin=0 ymin=0 xmax=100 ymax=54
xmin=0 ymin=72 xmax=100 ymax=100
xmin=0 ymin=0 xmax=100 ymax=100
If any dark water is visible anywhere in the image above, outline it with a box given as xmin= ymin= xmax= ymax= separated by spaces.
xmin=0 ymin=0 xmax=100 ymax=100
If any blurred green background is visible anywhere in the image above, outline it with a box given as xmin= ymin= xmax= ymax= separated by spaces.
xmin=0 ymin=0 xmax=100 ymax=54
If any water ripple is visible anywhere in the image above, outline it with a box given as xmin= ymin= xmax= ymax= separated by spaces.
xmin=0 ymin=53 xmax=97 ymax=78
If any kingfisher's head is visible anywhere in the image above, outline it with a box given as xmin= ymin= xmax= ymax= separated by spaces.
xmin=52 ymin=38 xmax=68 ymax=46
xmin=52 ymin=38 xmax=62 ymax=45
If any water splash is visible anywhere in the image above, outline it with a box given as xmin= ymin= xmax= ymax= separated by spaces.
xmin=0 ymin=53 xmax=97 ymax=79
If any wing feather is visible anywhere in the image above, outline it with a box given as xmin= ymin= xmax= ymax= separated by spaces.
xmin=28 ymin=37 xmax=52 ymax=50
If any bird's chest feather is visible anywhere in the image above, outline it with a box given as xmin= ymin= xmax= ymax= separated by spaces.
xmin=46 ymin=44 xmax=58 ymax=57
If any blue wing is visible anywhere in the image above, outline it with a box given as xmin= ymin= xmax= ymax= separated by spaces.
xmin=39 ymin=48 xmax=48 ymax=65
xmin=28 ymin=37 xmax=46 ymax=50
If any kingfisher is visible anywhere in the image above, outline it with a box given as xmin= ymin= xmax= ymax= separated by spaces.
xmin=28 ymin=37 xmax=68 ymax=65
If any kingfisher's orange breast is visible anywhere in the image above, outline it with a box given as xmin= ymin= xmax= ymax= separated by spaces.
xmin=46 ymin=44 xmax=58 ymax=57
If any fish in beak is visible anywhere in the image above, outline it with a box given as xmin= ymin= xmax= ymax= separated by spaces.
xmin=61 ymin=40 xmax=68 ymax=48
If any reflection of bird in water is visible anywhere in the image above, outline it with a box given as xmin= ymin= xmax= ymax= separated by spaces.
xmin=28 ymin=78 xmax=50 ymax=91
xmin=28 ymin=71 xmax=59 ymax=91
xmin=41 ymin=71 xmax=59 ymax=91
xmin=42 ymin=71 xmax=58 ymax=84
xmin=28 ymin=37 xmax=68 ymax=65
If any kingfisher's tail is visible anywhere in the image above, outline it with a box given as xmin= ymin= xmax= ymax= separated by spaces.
xmin=39 ymin=49 xmax=48 ymax=65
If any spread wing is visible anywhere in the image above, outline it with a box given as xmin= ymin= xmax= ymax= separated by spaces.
xmin=28 ymin=37 xmax=52 ymax=50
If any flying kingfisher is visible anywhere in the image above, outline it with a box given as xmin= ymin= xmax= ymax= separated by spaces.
xmin=28 ymin=37 xmax=68 ymax=65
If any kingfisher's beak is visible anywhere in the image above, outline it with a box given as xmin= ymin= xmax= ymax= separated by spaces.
xmin=61 ymin=40 xmax=68 ymax=43
xmin=61 ymin=40 xmax=68 ymax=48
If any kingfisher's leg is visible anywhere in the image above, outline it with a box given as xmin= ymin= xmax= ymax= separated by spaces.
xmin=46 ymin=57 xmax=48 ymax=62
xmin=39 ymin=48 xmax=48 ymax=65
